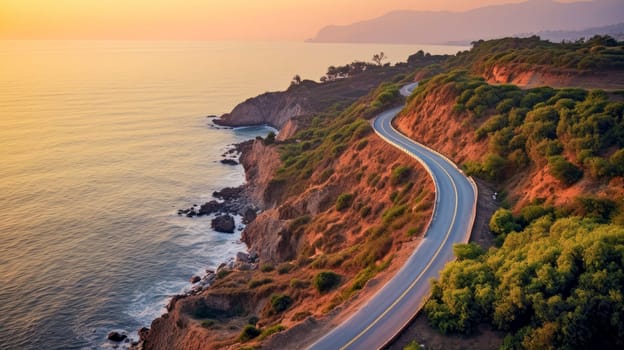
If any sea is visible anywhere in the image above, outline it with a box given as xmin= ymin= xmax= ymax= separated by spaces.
xmin=0 ymin=40 xmax=466 ymax=349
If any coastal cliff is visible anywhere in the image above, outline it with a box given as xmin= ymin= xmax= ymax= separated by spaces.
xmin=138 ymin=37 xmax=624 ymax=350
xmin=138 ymin=59 xmax=438 ymax=349
xmin=214 ymin=89 xmax=311 ymax=130
xmin=213 ymin=63 xmax=429 ymax=133
xmin=139 ymin=119 xmax=435 ymax=350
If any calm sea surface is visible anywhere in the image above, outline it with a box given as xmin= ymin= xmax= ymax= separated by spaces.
xmin=0 ymin=40 xmax=466 ymax=349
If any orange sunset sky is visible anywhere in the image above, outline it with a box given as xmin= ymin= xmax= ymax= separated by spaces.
xmin=1 ymin=0 xmax=581 ymax=40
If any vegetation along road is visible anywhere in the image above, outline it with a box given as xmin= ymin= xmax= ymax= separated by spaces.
xmin=307 ymin=83 xmax=478 ymax=350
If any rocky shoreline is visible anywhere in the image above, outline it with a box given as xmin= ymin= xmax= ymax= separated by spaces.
xmin=174 ymin=140 xmax=264 ymax=290
xmin=127 ymin=138 xmax=269 ymax=349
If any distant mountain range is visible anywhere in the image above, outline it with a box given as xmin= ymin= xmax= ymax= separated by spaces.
xmin=307 ymin=0 xmax=624 ymax=44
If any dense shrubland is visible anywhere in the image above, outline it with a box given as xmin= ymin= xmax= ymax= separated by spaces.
xmin=450 ymin=35 xmax=624 ymax=73
xmin=145 ymin=36 xmax=624 ymax=350
xmin=407 ymin=38 xmax=624 ymax=349
xmin=425 ymin=213 xmax=624 ymax=349
xmin=273 ymin=82 xmax=403 ymax=195
xmin=413 ymin=70 xmax=624 ymax=184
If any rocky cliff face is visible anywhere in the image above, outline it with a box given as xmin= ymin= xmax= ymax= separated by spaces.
xmin=137 ymin=63 xmax=442 ymax=349
xmin=214 ymin=89 xmax=312 ymax=129
xmin=238 ymin=139 xmax=282 ymax=209
xmin=213 ymin=67 xmax=418 ymax=132
xmin=139 ymin=115 xmax=435 ymax=350
xmin=395 ymin=82 xmax=488 ymax=165
xmin=482 ymin=64 xmax=624 ymax=90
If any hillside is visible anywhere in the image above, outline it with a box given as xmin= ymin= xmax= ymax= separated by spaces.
xmin=213 ymin=56 xmax=447 ymax=139
xmin=307 ymin=0 xmax=624 ymax=44
xmin=138 ymin=69 xmax=438 ymax=350
xmin=137 ymin=37 xmax=624 ymax=350
xmin=392 ymin=51 xmax=624 ymax=350
xmin=448 ymin=35 xmax=624 ymax=89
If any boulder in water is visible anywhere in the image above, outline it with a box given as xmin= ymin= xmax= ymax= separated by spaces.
xmin=220 ymin=159 xmax=239 ymax=166
xmin=211 ymin=214 xmax=235 ymax=233
xmin=107 ymin=332 xmax=127 ymax=342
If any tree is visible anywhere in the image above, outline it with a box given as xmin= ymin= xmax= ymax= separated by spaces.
xmin=291 ymin=74 xmax=301 ymax=87
xmin=264 ymin=131 xmax=276 ymax=145
xmin=489 ymin=208 xmax=519 ymax=235
xmin=372 ymin=52 xmax=387 ymax=66
xmin=548 ymin=155 xmax=583 ymax=186
xmin=314 ymin=271 xmax=341 ymax=293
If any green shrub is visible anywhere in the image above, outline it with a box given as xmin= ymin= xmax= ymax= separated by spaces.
xmin=239 ymin=325 xmax=261 ymax=342
xmin=216 ymin=269 xmax=231 ymax=279
xmin=489 ymin=208 xmax=520 ymax=235
xmin=314 ymin=271 xmax=341 ymax=293
xmin=548 ymin=156 xmax=583 ymax=185
xmin=264 ymin=131 xmax=276 ymax=145
xmin=610 ymin=149 xmax=624 ymax=175
xmin=584 ymin=156 xmax=611 ymax=178
xmin=310 ymin=254 xmax=328 ymax=269
xmin=319 ymin=168 xmax=334 ymax=183
xmin=519 ymin=205 xmax=550 ymax=224
xmin=336 ymin=193 xmax=354 ymax=211
xmin=248 ymin=278 xmax=273 ymax=288
xmin=270 ymin=294 xmax=293 ymax=313
xmin=260 ymin=264 xmax=274 ymax=272
xmin=350 ymin=265 xmax=376 ymax=291
xmin=356 ymin=139 xmax=369 ymax=150
xmin=290 ymin=215 xmax=311 ymax=232
xmin=475 ymin=114 xmax=507 ymax=140
xmin=276 ymin=262 xmax=294 ymax=274
xmin=481 ymin=153 xmax=509 ymax=182
xmin=572 ymin=196 xmax=617 ymax=223
xmin=353 ymin=123 xmax=372 ymax=139
xmin=367 ymin=173 xmax=381 ymax=186
xmin=464 ymin=154 xmax=509 ymax=182
xmin=390 ymin=165 xmax=411 ymax=185
xmin=259 ymin=324 xmax=286 ymax=340
xmin=383 ymin=204 xmax=407 ymax=224
xmin=453 ymin=243 xmax=485 ymax=260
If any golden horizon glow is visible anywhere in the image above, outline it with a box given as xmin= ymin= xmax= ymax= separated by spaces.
xmin=1 ymin=0 xmax=582 ymax=41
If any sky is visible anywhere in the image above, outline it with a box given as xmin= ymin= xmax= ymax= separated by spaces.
xmin=0 ymin=0 xmax=582 ymax=40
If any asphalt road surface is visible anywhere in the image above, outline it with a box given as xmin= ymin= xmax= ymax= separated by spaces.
xmin=307 ymin=83 xmax=477 ymax=350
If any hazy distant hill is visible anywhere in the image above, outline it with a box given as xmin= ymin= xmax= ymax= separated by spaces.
xmin=524 ymin=22 xmax=624 ymax=42
xmin=307 ymin=0 xmax=624 ymax=44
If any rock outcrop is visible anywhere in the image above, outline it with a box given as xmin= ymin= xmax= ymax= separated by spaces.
xmin=482 ymin=64 xmax=624 ymax=90
xmin=107 ymin=332 xmax=127 ymax=342
xmin=213 ymin=68 xmax=414 ymax=132
xmin=214 ymin=89 xmax=312 ymax=129
xmin=211 ymin=215 xmax=235 ymax=233
xmin=219 ymin=158 xmax=238 ymax=166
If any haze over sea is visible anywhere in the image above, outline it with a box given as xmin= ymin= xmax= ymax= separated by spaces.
xmin=0 ymin=40 xmax=466 ymax=349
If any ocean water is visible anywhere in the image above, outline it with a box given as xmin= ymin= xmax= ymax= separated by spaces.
xmin=0 ymin=40 xmax=466 ymax=349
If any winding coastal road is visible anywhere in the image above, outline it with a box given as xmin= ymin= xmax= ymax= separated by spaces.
xmin=307 ymin=83 xmax=477 ymax=350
